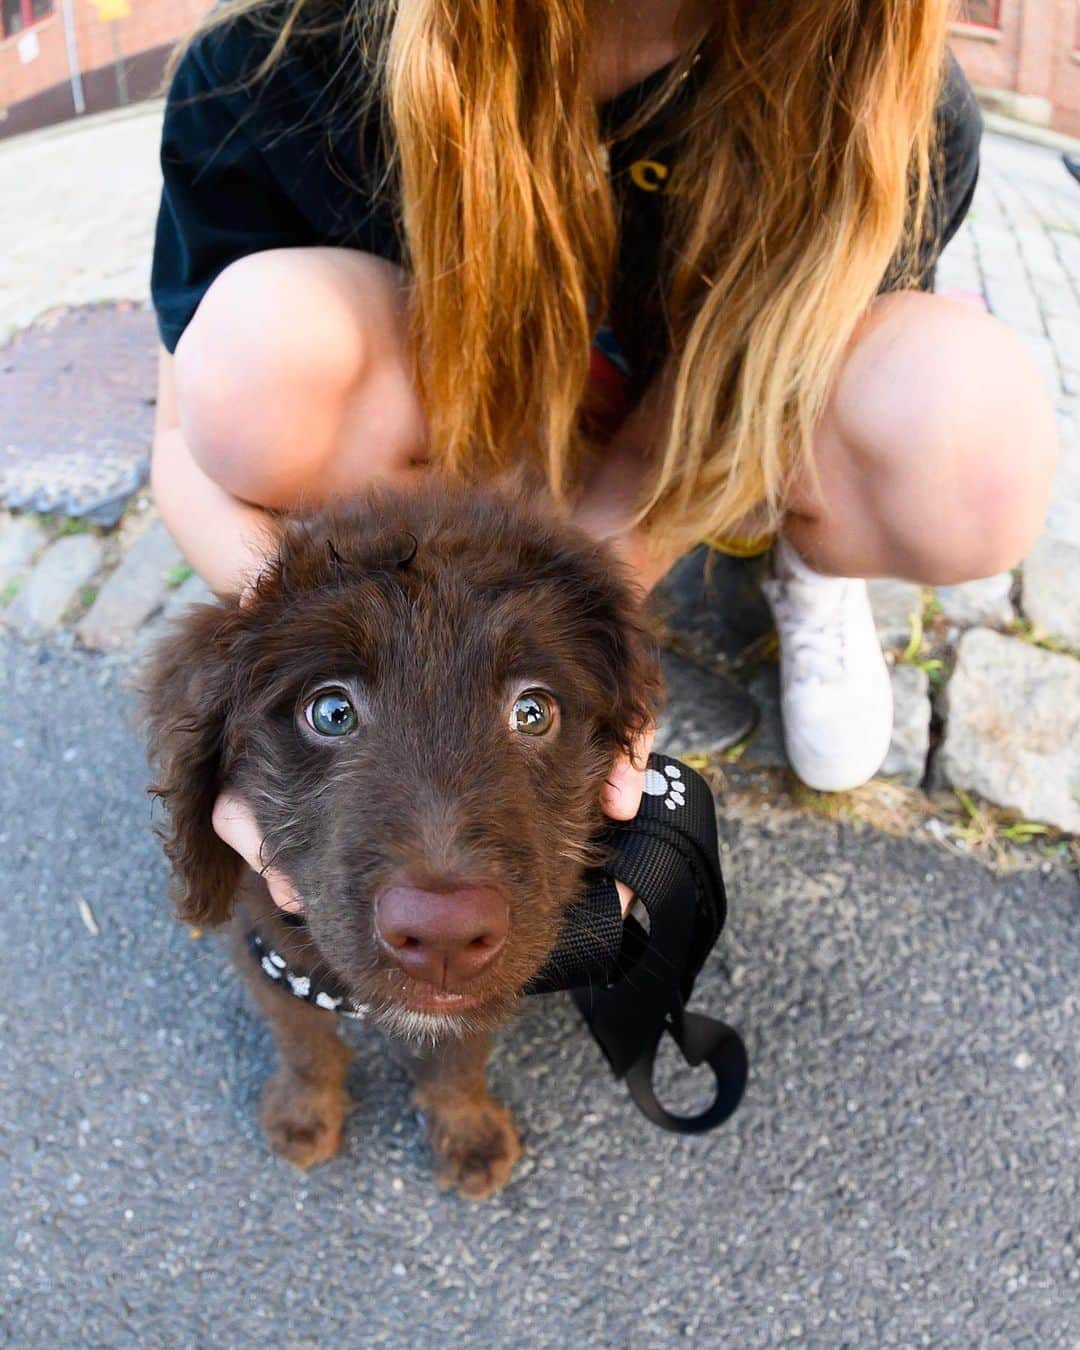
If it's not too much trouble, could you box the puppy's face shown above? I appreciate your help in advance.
[143,485,660,1041]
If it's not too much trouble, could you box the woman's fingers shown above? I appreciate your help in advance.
[211,789,303,913]
[602,727,655,918]
[599,724,655,822]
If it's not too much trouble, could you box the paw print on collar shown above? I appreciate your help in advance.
[642,762,686,811]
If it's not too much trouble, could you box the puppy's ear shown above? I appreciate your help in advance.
[139,600,245,927]
[563,544,664,764]
[594,573,664,761]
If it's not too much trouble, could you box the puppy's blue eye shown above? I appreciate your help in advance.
[306,691,357,737]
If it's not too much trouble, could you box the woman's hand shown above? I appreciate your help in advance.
[600,726,655,917]
[212,790,302,912]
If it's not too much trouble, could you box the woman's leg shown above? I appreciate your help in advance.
[151,247,427,596]
[765,288,1058,791]
[786,290,1058,582]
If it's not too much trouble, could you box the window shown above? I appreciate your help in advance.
[2,0,52,37]
[960,0,1002,26]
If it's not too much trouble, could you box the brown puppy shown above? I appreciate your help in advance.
[141,481,660,1197]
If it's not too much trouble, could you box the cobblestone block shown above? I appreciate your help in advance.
[0,515,47,591]
[880,665,930,786]
[160,569,214,617]
[1013,228,1070,285]
[3,533,103,637]
[1016,331,1062,396]
[1048,229,1080,285]
[741,665,787,770]
[1045,317,1080,377]
[1031,276,1080,324]
[935,253,983,296]
[654,650,758,760]
[991,182,1052,233]
[973,223,1025,283]
[984,276,1044,338]
[1023,532,1080,647]
[75,521,183,651]
[942,222,977,261]
[970,188,1008,225]
[934,574,1014,629]
[1040,415,1080,546]
[867,579,922,649]
[127,569,217,675]
[941,629,1080,834]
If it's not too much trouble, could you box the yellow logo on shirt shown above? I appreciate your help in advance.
[629,159,677,194]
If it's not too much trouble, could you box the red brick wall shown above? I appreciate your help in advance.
[950,0,1080,137]
[1047,0,1080,136]
[3,0,1080,139]
[0,0,212,127]
[1,14,70,112]
[952,3,1023,89]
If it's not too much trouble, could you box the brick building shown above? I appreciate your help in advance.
[2,0,1079,142]
[953,0,1080,136]
[0,0,210,140]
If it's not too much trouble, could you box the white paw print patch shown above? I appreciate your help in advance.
[643,762,685,811]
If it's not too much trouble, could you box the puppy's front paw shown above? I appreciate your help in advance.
[259,1071,348,1168]
[423,1097,523,1199]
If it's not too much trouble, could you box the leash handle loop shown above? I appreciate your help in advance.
[622,1011,749,1135]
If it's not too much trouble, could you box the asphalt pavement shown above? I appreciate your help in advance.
[1,634,1077,1347]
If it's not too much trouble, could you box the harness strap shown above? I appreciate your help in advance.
[522,874,623,996]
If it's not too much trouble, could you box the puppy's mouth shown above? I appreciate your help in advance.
[397,985,485,1016]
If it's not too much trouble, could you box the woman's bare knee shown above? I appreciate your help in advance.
[173,247,427,509]
[796,293,1059,583]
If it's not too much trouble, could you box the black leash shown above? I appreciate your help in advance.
[247,754,748,1134]
[527,753,748,1132]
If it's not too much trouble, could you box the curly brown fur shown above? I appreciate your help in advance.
[140,479,661,1193]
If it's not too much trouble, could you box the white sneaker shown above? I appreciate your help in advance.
[761,537,893,792]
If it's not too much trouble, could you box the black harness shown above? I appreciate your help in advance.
[248,754,748,1134]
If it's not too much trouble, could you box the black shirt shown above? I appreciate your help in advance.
[152,18,982,393]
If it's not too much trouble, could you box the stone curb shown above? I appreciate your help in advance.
[979,109,1080,156]
[75,520,184,652]
[0,98,165,158]
[5,532,104,639]
[941,628,1080,835]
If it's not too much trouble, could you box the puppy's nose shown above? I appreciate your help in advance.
[376,885,509,988]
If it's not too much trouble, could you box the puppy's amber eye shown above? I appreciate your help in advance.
[510,689,556,736]
[306,691,358,737]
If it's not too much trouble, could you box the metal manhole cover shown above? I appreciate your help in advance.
[1,302,158,526]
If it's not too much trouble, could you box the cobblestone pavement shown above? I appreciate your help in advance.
[1,103,1078,838]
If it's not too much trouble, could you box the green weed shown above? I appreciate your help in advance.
[165,562,194,590]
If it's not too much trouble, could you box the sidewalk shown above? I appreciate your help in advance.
[1,103,1078,840]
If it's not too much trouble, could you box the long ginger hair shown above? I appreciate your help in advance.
[175,0,952,557]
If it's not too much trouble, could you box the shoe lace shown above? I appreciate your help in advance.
[770,580,854,682]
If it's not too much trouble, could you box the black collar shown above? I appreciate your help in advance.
[247,921,368,1020]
